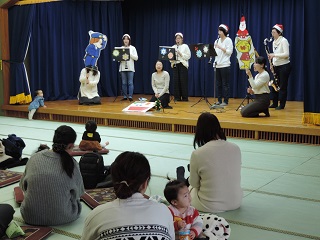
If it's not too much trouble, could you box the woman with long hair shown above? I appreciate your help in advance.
[189,112,243,213]
[20,125,84,225]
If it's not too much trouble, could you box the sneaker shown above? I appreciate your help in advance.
[275,106,284,110]
[121,98,127,101]
[164,106,173,109]
[214,102,221,105]
[220,102,228,106]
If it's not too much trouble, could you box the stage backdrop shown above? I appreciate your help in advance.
[121,0,304,101]
[8,0,307,103]
[10,1,124,101]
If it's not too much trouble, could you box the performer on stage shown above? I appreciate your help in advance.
[240,56,270,117]
[213,24,233,106]
[150,60,172,109]
[78,66,101,105]
[268,24,291,110]
[119,34,138,102]
[171,32,191,102]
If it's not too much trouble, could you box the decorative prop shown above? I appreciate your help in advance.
[83,30,107,68]
[154,98,162,111]
[235,16,255,69]
[112,47,130,62]
[158,46,176,60]
[201,213,231,240]
[189,43,215,59]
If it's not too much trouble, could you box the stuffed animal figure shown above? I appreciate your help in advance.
[83,30,107,68]
[201,213,231,240]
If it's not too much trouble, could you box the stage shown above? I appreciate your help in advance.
[2,95,319,145]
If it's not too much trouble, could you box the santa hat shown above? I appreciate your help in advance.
[219,24,229,32]
[175,32,183,38]
[122,34,131,40]
[273,24,284,33]
[240,16,245,23]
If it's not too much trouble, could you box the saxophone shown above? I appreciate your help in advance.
[264,37,280,92]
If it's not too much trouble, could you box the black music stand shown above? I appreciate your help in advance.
[158,46,177,104]
[236,91,254,111]
[189,43,216,109]
[112,47,130,102]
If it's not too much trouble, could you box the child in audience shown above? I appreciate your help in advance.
[28,90,46,120]
[79,120,109,151]
[164,179,203,240]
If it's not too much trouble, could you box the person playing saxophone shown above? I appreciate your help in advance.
[267,24,291,110]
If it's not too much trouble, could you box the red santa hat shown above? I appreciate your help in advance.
[273,24,284,33]
[219,24,229,32]
[240,16,245,23]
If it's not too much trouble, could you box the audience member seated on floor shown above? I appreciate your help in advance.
[178,112,243,213]
[81,151,175,240]
[19,125,85,226]
[149,60,172,109]
[79,120,109,151]
[164,179,203,240]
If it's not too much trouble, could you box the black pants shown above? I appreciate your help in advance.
[172,63,188,101]
[241,93,270,117]
[216,67,230,104]
[270,63,291,108]
[150,93,170,108]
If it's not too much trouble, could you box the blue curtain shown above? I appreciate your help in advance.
[8,5,35,104]
[122,0,304,101]
[28,1,123,100]
[303,1,320,124]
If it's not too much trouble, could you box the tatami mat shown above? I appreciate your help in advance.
[0,116,319,240]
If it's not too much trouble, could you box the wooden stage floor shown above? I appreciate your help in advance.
[2,95,320,145]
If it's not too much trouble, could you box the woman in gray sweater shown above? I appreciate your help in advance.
[20,125,85,225]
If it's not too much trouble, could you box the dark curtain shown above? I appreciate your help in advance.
[303,0,320,125]
[8,5,35,104]
[122,0,304,101]
[28,1,123,100]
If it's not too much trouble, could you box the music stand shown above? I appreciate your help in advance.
[158,46,176,61]
[189,43,216,109]
[112,47,130,102]
[158,46,177,104]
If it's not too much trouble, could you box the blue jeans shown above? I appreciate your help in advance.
[121,71,134,98]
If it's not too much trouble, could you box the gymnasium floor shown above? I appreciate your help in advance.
[0,116,319,240]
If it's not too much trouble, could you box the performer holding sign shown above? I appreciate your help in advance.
[119,34,138,102]
[240,57,271,117]
[79,30,107,105]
